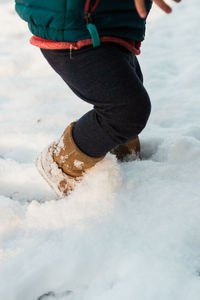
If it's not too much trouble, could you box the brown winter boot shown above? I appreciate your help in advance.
[36,122,104,197]
[110,136,141,162]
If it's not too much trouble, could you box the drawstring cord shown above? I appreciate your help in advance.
[83,0,101,48]
[84,0,101,15]
[70,44,73,59]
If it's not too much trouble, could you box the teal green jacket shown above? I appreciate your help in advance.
[15,0,152,47]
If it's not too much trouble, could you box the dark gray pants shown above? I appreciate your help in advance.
[41,43,151,157]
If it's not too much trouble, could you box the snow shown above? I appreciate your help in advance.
[73,160,84,169]
[1,0,200,299]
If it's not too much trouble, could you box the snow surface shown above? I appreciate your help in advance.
[1,0,200,299]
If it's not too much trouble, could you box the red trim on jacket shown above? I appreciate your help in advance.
[30,36,141,55]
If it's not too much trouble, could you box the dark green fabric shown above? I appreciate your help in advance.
[15,0,152,43]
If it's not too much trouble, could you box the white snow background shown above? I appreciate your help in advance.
[0,0,200,299]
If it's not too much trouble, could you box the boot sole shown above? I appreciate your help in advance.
[35,143,66,198]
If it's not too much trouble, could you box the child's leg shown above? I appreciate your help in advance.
[41,43,151,158]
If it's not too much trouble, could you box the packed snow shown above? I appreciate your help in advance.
[0,0,200,299]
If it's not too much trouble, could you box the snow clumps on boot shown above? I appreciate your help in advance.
[36,122,104,197]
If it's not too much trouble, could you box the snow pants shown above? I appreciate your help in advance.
[41,43,151,157]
